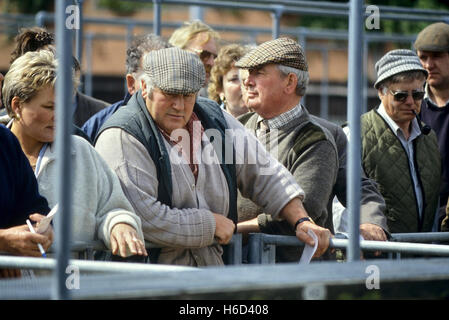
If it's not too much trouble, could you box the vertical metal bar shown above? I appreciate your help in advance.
[85,33,93,97]
[75,0,84,65]
[153,0,162,36]
[53,0,74,300]
[362,38,368,114]
[248,233,262,264]
[35,11,46,27]
[346,0,363,262]
[189,6,204,21]
[320,48,329,119]
[270,5,284,39]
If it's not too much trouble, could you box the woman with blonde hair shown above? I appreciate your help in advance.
[2,50,147,259]
[208,43,250,118]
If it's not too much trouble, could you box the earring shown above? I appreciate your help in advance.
[15,113,20,120]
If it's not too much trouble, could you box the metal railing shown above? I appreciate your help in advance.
[247,232,449,264]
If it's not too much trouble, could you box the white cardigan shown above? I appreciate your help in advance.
[36,135,144,248]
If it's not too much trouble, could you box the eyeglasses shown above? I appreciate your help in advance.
[389,89,425,102]
[189,48,218,61]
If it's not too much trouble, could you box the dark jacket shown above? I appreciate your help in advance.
[361,109,441,233]
[0,124,49,227]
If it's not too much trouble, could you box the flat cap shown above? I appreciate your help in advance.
[414,22,449,52]
[235,37,308,71]
[374,49,428,89]
[143,47,205,95]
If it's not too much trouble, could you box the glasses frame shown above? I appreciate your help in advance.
[189,48,218,61]
[388,89,425,102]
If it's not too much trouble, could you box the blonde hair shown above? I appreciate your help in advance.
[169,20,220,49]
[208,43,250,103]
[2,50,78,117]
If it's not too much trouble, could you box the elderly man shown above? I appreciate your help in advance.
[169,20,219,97]
[94,47,331,266]
[82,34,170,142]
[361,49,441,233]
[234,38,339,262]
[415,22,449,229]
[236,39,388,256]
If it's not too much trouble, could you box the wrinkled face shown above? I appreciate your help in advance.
[417,50,449,90]
[185,32,218,84]
[221,66,248,117]
[240,64,288,116]
[143,84,196,135]
[379,78,425,128]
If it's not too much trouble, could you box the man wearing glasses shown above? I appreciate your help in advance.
[360,49,441,234]
[169,20,219,97]
[415,22,449,230]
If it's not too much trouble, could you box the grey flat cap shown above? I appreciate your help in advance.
[235,37,308,71]
[414,22,449,52]
[143,47,205,95]
[374,49,428,89]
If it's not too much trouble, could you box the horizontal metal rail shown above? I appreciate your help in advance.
[0,255,198,273]
[248,233,449,264]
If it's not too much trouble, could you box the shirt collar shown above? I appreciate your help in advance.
[377,103,421,141]
[257,102,303,130]
[424,83,449,107]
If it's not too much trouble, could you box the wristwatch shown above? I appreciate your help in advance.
[294,216,314,231]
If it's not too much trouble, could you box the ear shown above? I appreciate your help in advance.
[284,73,298,95]
[11,96,22,116]
[141,78,148,100]
[126,74,137,95]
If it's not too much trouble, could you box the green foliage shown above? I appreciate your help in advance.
[283,0,449,35]
[98,0,148,16]
[4,0,53,14]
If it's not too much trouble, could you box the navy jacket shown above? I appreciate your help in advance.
[82,92,132,142]
[0,125,49,228]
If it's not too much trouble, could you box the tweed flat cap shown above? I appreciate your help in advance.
[235,37,308,71]
[374,49,428,89]
[143,47,205,95]
[414,22,449,52]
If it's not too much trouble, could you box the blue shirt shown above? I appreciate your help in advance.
[82,92,132,142]
[0,125,49,227]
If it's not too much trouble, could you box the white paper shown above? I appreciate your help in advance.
[299,229,318,264]
[37,204,58,234]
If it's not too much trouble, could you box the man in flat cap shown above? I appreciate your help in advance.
[236,38,389,262]
[361,49,441,234]
[94,47,331,266]
[415,22,449,230]
[235,37,339,262]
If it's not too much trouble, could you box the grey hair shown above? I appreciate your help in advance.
[377,70,427,91]
[277,64,309,96]
[126,34,171,75]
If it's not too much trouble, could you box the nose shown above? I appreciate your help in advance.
[171,95,185,110]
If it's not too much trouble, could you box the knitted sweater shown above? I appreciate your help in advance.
[238,108,339,233]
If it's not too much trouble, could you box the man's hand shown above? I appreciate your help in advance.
[110,223,148,258]
[360,223,387,241]
[360,223,387,257]
[213,214,235,245]
[0,218,53,257]
[295,221,332,258]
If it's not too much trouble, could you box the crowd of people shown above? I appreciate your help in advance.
[1,19,449,277]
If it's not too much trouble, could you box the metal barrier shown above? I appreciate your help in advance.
[247,232,449,264]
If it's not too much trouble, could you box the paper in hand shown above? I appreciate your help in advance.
[299,229,318,264]
[37,204,58,234]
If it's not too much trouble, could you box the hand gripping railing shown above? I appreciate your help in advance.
[247,232,449,264]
